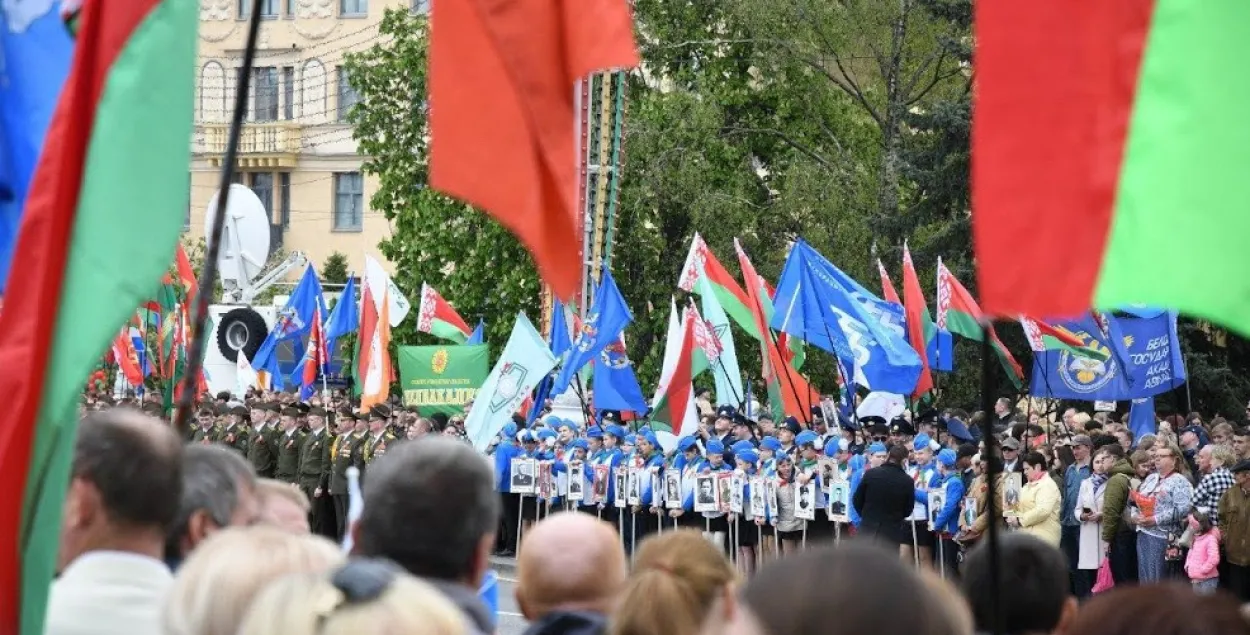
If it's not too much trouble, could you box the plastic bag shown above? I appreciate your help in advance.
[1092,557,1115,593]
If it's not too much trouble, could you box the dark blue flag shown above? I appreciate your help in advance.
[1031,311,1186,401]
[551,270,632,396]
[592,338,648,414]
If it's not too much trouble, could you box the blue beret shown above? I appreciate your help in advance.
[705,439,725,454]
[937,448,957,468]
[913,434,933,451]
[760,437,783,451]
[867,442,888,454]
[795,431,819,447]
[586,426,604,439]
[677,436,698,452]
[537,428,557,441]
[737,449,760,465]
[502,422,518,437]
[604,425,627,440]
[731,440,756,455]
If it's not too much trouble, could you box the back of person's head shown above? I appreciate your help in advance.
[517,512,626,619]
[165,444,258,561]
[961,533,1074,635]
[236,559,467,635]
[703,543,969,635]
[1068,584,1250,635]
[164,526,344,635]
[353,437,499,584]
[887,445,909,464]
[612,530,736,635]
[256,478,311,534]
[70,409,182,531]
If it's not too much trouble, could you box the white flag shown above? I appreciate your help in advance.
[365,253,411,326]
[235,349,259,398]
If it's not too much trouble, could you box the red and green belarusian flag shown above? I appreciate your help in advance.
[417,282,473,343]
[650,302,697,438]
[935,259,1025,388]
[0,0,197,630]
[1019,316,1111,361]
[973,2,1250,334]
[679,233,805,369]
[900,243,934,397]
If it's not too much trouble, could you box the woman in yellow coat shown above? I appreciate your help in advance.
[1009,451,1062,546]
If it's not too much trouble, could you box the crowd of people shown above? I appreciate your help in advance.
[59,388,1250,635]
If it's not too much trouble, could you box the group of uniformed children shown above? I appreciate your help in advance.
[489,403,984,576]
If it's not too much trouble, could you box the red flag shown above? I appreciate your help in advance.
[175,242,197,302]
[878,258,901,305]
[428,0,639,299]
[900,244,933,397]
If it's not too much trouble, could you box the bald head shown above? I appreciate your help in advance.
[515,512,625,619]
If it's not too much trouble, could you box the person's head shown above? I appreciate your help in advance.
[1066,584,1250,635]
[1070,435,1092,463]
[1190,509,1213,535]
[887,445,909,466]
[612,530,736,635]
[59,409,183,570]
[1235,427,1250,458]
[1090,449,1111,475]
[352,437,500,587]
[1208,444,1237,473]
[165,444,260,563]
[995,398,1011,417]
[702,542,972,635]
[164,526,343,635]
[236,560,466,635]
[1021,451,1049,482]
[962,534,1076,635]
[1211,422,1235,447]
[517,512,625,620]
[256,478,311,534]
[1153,443,1183,477]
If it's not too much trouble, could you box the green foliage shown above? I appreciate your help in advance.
[344,9,540,350]
[321,251,350,285]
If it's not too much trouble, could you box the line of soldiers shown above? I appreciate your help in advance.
[174,398,415,540]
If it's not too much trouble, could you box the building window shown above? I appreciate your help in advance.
[249,172,274,222]
[282,66,295,120]
[252,67,279,122]
[238,0,278,18]
[337,67,359,122]
[333,172,363,232]
[411,0,429,14]
[279,172,291,228]
[340,0,366,16]
[285,0,294,17]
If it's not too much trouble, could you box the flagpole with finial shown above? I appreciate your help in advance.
[173,0,266,430]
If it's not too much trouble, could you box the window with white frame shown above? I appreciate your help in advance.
[333,172,364,232]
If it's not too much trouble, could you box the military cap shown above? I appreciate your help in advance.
[296,402,311,414]
[281,406,301,418]
[309,405,328,417]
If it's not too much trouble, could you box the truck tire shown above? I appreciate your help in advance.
[216,307,268,363]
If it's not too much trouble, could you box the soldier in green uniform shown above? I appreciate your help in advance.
[274,406,304,484]
[189,406,218,444]
[298,405,333,537]
[328,409,358,540]
[362,405,397,472]
[247,402,279,478]
[218,405,250,455]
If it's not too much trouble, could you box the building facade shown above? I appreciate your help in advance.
[187,0,420,278]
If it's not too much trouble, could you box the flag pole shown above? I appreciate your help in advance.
[979,320,1005,635]
[173,0,265,430]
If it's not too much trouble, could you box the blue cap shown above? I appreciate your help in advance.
[624,434,637,445]
[569,438,589,451]
[731,440,755,456]
[543,415,564,428]
[937,448,957,468]
[738,449,760,465]
[913,434,932,452]
[637,425,653,436]
[760,437,783,452]
[775,453,793,464]
[641,432,659,449]
[561,419,582,431]
[849,454,867,471]
[945,418,973,442]
[705,439,725,455]
[867,442,888,455]
[586,426,604,439]
[502,422,518,438]
[677,436,698,452]
[537,428,557,441]
[824,439,841,458]
[604,425,627,440]
[796,431,819,447]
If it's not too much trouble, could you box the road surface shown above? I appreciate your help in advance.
[491,556,528,635]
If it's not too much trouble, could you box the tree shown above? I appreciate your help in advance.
[321,251,349,285]
[344,9,540,349]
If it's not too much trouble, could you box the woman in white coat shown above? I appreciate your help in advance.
[1076,448,1113,574]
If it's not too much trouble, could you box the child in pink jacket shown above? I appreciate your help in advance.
[1185,510,1221,594]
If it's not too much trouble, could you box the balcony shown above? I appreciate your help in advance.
[197,122,301,169]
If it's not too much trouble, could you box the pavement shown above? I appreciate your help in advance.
[490,555,528,635]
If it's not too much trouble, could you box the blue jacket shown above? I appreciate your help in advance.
[847,455,867,527]
[932,472,965,534]
[1062,462,1092,526]
[492,442,519,492]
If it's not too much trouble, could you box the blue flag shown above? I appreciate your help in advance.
[0,9,73,291]
[1031,312,1186,401]
[252,265,329,388]
[466,319,486,345]
[551,271,632,396]
[1128,398,1156,444]
[771,240,922,395]
[927,330,954,373]
[592,338,648,414]
[325,276,359,355]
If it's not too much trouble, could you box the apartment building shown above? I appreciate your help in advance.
[186,0,422,276]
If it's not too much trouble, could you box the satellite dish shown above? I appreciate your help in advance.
[205,184,271,299]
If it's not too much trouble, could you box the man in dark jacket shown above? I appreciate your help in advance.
[853,444,915,546]
[516,512,624,635]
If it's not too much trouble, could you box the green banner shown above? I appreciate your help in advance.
[398,344,490,416]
